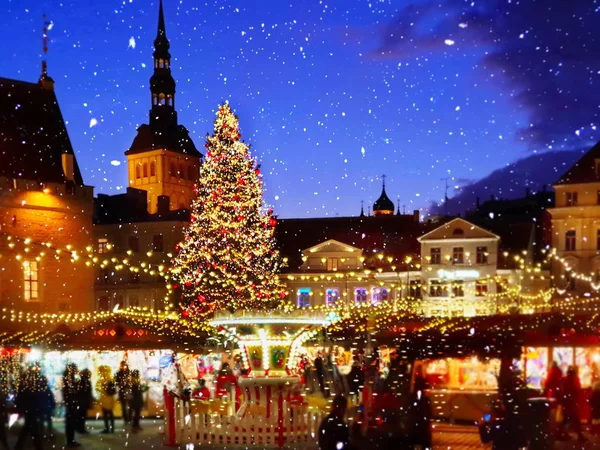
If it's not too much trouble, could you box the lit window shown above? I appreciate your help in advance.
[565,230,576,252]
[153,234,164,252]
[150,162,156,177]
[476,246,488,264]
[297,288,311,308]
[566,192,578,206]
[143,163,148,178]
[371,288,389,304]
[327,258,339,271]
[325,288,339,307]
[23,261,39,301]
[354,288,368,304]
[452,247,464,264]
[429,280,448,297]
[135,165,141,179]
[430,248,441,264]
[476,281,488,297]
[98,238,109,254]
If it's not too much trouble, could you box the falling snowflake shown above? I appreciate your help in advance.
[128,37,136,49]
[89,118,98,128]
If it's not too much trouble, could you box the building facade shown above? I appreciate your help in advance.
[549,141,600,292]
[0,75,95,313]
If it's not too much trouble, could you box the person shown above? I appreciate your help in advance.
[314,352,326,397]
[62,363,81,448]
[129,370,144,433]
[544,362,563,399]
[97,365,117,434]
[346,357,364,404]
[409,374,432,449]
[115,361,131,424]
[0,380,9,450]
[590,377,600,435]
[41,383,56,438]
[77,369,93,434]
[15,366,46,450]
[561,366,586,442]
[192,379,210,400]
[318,395,351,450]
[215,363,237,398]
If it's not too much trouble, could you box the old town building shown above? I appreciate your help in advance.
[549,141,600,292]
[0,69,94,313]
[125,0,202,214]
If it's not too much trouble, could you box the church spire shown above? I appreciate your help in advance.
[149,0,177,129]
[39,14,54,90]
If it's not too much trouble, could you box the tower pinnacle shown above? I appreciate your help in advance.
[39,14,54,90]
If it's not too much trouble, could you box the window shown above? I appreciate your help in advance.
[129,272,140,284]
[326,289,339,307]
[150,162,156,177]
[409,280,422,299]
[354,288,368,304]
[179,165,185,179]
[98,238,109,254]
[476,281,488,297]
[143,163,148,177]
[129,295,140,308]
[452,247,464,264]
[451,309,464,317]
[371,288,389,304]
[188,166,195,180]
[98,296,111,311]
[327,258,339,271]
[452,281,464,297]
[128,235,140,253]
[99,268,110,284]
[430,248,441,264]
[476,246,488,264]
[170,164,176,177]
[565,230,576,251]
[429,280,447,297]
[23,261,39,301]
[566,192,578,206]
[597,230,600,251]
[135,165,141,179]
[153,234,164,252]
[297,288,311,308]
[452,228,464,236]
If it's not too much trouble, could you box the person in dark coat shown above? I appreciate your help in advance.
[115,361,131,424]
[62,363,81,448]
[409,376,432,449]
[314,352,327,397]
[0,381,9,450]
[129,370,145,433]
[346,357,364,403]
[40,383,56,438]
[15,366,46,450]
[76,369,93,434]
[318,395,351,450]
[561,366,586,442]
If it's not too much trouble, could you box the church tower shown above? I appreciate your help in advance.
[125,0,201,214]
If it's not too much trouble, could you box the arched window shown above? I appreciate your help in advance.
[170,163,176,177]
[187,166,195,180]
[150,161,156,177]
[179,164,185,179]
[143,163,148,178]
[452,228,464,236]
[135,165,141,179]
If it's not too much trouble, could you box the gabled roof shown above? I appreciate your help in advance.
[555,141,600,185]
[0,77,84,185]
[418,217,499,242]
[302,239,362,255]
[126,123,201,157]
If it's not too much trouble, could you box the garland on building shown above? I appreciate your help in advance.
[170,103,286,318]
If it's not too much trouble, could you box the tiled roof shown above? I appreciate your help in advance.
[0,77,84,185]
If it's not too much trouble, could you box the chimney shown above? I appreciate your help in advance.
[62,153,74,181]
[157,195,170,215]
[413,209,420,223]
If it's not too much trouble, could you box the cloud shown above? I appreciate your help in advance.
[374,0,600,151]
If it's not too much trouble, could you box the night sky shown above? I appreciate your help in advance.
[1,0,599,218]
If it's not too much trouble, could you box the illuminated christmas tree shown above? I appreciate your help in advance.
[170,103,286,317]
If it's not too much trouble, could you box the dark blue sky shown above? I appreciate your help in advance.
[1,0,598,218]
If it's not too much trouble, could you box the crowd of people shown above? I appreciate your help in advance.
[0,360,147,450]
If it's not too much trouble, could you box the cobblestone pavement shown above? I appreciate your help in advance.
[6,419,600,449]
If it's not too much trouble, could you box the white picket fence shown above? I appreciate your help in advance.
[167,398,322,448]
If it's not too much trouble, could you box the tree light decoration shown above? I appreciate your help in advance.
[169,103,286,317]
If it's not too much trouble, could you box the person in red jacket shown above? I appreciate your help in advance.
[216,363,238,398]
[544,362,563,399]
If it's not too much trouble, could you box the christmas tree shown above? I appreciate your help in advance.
[170,103,286,317]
